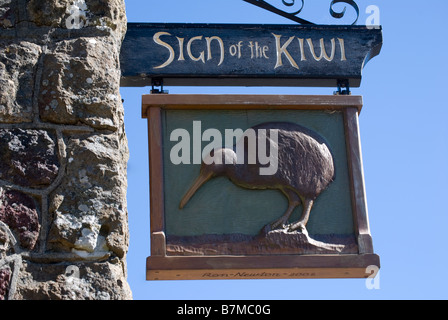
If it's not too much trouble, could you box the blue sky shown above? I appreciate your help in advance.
[121,0,448,300]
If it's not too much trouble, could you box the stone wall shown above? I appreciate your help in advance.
[0,0,131,299]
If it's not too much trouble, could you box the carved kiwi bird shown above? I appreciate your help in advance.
[179,122,335,233]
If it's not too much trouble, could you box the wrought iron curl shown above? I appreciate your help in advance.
[280,0,304,15]
[329,0,359,25]
[243,0,360,25]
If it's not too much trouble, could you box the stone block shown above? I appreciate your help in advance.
[27,0,126,39]
[38,37,123,130]
[0,268,11,300]
[14,260,132,300]
[0,189,40,251]
[48,132,128,258]
[0,129,59,188]
[27,0,70,27]
[0,0,15,28]
[0,41,41,123]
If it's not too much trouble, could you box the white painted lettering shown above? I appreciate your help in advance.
[338,38,347,61]
[176,37,185,61]
[273,33,299,69]
[205,36,225,66]
[153,32,175,69]
[306,38,336,62]
[187,36,205,63]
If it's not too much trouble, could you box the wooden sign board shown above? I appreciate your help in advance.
[121,23,382,88]
[142,94,380,280]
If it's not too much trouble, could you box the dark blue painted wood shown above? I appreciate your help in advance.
[120,23,382,88]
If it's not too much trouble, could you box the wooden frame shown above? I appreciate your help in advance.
[142,94,379,280]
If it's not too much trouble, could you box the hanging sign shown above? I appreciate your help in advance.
[121,23,382,88]
[142,94,380,280]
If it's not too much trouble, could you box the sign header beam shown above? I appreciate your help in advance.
[120,23,382,88]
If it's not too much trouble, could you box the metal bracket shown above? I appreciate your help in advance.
[243,0,360,25]
[334,79,351,95]
[151,78,168,94]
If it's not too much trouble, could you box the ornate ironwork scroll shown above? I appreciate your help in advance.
[243,0,360,25]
